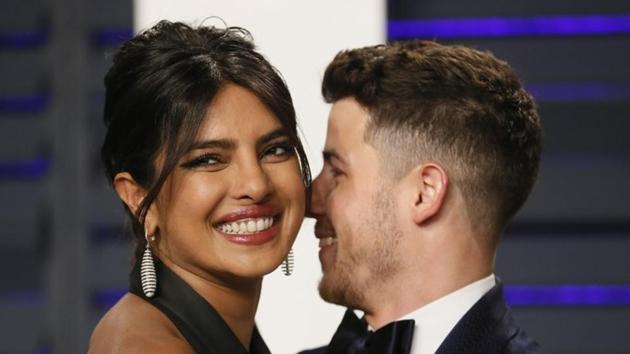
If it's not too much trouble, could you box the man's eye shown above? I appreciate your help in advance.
[330,167,343,177]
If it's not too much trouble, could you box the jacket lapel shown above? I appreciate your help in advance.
[436,280,518,354]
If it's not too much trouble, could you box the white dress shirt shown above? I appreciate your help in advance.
[400,274,497,354]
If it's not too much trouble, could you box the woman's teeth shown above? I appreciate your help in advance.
[319,237,337,247]
[218,217,274,235]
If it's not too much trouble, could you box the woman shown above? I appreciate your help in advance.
[89,20,310,353]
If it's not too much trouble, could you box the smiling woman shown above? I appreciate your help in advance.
[89,20,310,354]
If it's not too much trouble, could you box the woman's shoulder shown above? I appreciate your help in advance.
[88,293,194,354]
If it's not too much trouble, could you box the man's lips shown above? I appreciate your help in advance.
[314,220,337,247]
[318,236,337,247]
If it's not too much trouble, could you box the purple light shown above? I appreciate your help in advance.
[4,285,629,310]
[388,15,630,39]
[91,223,126,244]
[0,289,44,307]
[93,289,126,309]
[505,285,630,306]
[91,28,133,47]
[0,156,50,180]
[0,30,48,49]
[0,93,49,114]
[527,82,630,102]
[0,28,133,49]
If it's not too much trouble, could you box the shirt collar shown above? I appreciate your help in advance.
[402,274,496,354]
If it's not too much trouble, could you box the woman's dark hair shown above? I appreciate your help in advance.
[101,20,310,259]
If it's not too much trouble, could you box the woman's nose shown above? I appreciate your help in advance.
[231,161,273,203]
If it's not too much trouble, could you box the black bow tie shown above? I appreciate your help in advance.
[327,309,415,354]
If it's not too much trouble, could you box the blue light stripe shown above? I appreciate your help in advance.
[7,82,621,110]
[388,15,630,39]
[0,28,133,49]
[86,285,630,309]
[91,28,133,47]
[527,82,630,102]
[0,156,50,180]
[91,223,126,244]
[93,289,126,309]
[0,289,44,307]
[0,30,48,49]
[505,285,630,306]
[506,220,630,237]
[3,285,630,309]
[0,93,49,114]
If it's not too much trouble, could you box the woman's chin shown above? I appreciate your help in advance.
[225,258,286,280]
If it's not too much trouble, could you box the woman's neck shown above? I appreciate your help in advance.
[160,257,262,351]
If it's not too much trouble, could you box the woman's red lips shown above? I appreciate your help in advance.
[214,204,282,246]
[216,204,280,225]
[218,221,280,246]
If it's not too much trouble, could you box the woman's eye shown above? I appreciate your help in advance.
[262,143,293,162]
[181,154,224,170]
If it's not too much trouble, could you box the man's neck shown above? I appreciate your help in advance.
[362,266,492,330]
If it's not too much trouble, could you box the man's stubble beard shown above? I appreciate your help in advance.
[318,184,403,309]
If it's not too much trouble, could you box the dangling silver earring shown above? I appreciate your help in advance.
[282,248,294,276]
[140,231,157,297]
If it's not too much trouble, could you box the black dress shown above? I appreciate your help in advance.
[129,259,271,354]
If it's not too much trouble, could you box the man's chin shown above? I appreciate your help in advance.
[318,242,337,272]
[318,277,343,306]
[318,273,364,308]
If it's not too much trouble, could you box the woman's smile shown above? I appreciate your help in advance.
[213,204,283,245]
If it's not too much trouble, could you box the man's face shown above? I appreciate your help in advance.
[308,97,403,308]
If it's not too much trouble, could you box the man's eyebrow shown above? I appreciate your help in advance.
[322,149,346,165]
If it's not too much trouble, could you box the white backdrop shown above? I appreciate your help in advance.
[134,1,384,352]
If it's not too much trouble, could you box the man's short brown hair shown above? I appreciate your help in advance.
[322,40,542,233]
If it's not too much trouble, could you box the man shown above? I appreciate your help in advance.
[301,40,543,354]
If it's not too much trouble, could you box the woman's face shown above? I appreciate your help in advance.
[150,84,305,282]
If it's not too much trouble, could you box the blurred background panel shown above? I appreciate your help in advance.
[0,0,628,353]
[1,0,133,352]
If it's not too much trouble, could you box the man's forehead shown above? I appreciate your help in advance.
[326,98,369,146]
[323,98,378,170]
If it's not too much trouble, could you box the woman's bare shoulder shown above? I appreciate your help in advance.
[88,293,194,354]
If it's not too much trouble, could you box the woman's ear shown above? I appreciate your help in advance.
[113,172,147,216]
[411,163,448,225]
[114,172,160,236]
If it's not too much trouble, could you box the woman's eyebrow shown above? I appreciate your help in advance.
[189,139,236,151]
[256,128,289,150]
[187,128,288,152]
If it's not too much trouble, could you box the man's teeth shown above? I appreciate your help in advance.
[218,217,274,235]
[319,237,337,247]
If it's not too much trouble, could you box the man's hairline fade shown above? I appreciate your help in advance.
[321,40,542,239]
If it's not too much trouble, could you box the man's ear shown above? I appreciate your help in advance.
[411,163,448,225]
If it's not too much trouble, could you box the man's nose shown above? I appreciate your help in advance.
[306,173,325,218]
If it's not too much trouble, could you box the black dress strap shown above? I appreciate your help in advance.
[129,258,271,354]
